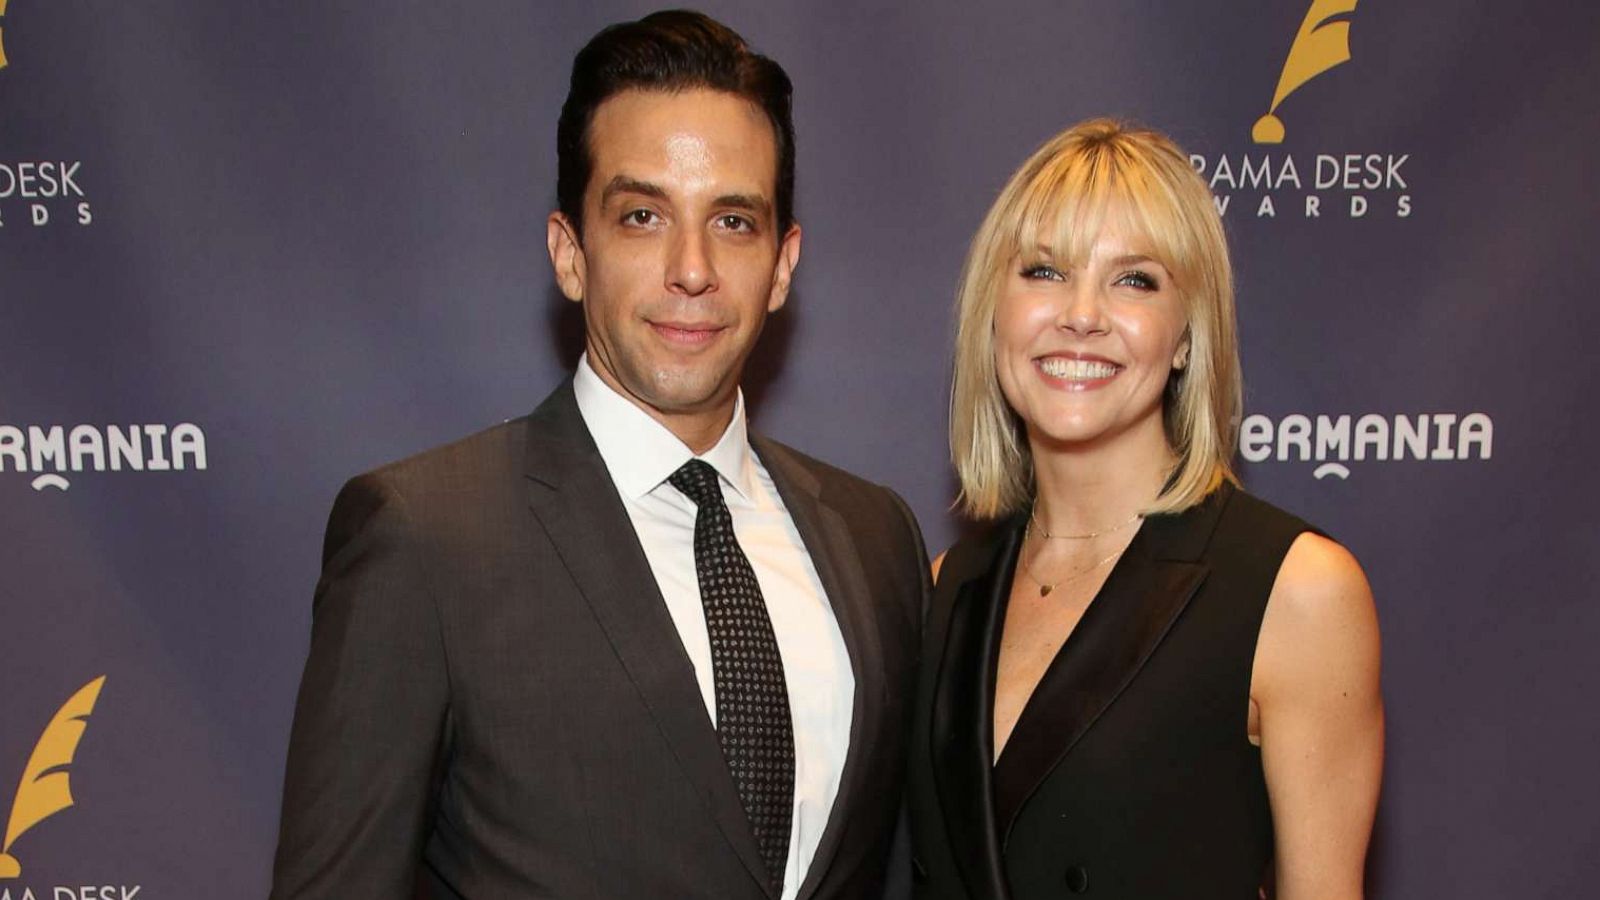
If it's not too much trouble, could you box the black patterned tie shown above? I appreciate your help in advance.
[669,459,794,891]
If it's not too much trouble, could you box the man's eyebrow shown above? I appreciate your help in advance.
[600,176,670,205]
[598,180,773,220]
[714,193,772,217]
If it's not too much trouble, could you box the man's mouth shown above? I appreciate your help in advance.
[651,321,726,345]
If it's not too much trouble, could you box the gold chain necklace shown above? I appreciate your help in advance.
[1019,523,1129,597]
[1029,507,1142,540]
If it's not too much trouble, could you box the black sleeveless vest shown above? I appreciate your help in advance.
[908,484,1313,900]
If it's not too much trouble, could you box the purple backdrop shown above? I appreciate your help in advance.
[2,1,1597,896]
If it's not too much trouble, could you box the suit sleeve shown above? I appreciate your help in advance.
[269,473,451,899]
[881,487,931,900]
[885,487,933,625]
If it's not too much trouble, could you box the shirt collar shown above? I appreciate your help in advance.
[572,352,755,502]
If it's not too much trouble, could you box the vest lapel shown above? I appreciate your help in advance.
[523,383,775,898]
[930,519,1024,900]
[990,487,1233,840]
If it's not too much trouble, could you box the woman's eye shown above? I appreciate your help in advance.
[1021,264,1065,282]
[1116,270,1159,290]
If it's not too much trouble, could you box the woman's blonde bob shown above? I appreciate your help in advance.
[951,118,1241,519]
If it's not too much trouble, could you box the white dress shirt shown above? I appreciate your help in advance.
[573,354,855,899]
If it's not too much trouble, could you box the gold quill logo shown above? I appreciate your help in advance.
[0,0,11,71]
[0,676,107,879]
[1253,0,1359,143]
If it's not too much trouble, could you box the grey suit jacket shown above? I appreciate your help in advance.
[270,381,929,899]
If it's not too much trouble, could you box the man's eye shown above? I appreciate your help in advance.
[717,214,754,232]
[1021,264,1065,282]
[623,209,658,226]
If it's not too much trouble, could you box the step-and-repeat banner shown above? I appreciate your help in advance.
[3,1,1596,896]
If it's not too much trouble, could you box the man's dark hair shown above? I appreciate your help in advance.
[556,9,796,238]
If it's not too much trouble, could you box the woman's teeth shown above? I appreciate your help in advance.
[1038,357,1119,380]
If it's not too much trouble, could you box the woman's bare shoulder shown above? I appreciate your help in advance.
[1256,531,1381,702]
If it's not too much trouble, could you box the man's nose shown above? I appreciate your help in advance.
[667,228,717,296]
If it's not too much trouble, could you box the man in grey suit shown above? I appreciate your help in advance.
[270,10,928,900]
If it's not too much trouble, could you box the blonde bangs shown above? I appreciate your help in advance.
[1014,139,1208,304]
[1011,148,1113,275]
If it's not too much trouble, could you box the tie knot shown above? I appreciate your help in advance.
[668,459,723,508]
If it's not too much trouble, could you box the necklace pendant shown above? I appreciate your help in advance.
[1039,584,1053,597]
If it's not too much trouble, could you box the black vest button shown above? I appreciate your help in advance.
[1065,864,1090,893]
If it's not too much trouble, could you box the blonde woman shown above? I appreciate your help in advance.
[906,120,1383,900]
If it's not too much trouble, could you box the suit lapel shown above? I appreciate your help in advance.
[752,436,886,900]
[930,519,1022,900]
[990,486,1234,840]
[522,383,775,897]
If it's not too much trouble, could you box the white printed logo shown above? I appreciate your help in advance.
[0,424,208,491]
[1240,412,1492,480]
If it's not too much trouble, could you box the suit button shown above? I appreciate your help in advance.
[1064,864,1090,893]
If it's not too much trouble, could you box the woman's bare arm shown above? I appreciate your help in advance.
[1253,532,1385,900]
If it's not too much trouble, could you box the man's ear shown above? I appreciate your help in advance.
[767,223,803,313]
[546,212,586,302]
